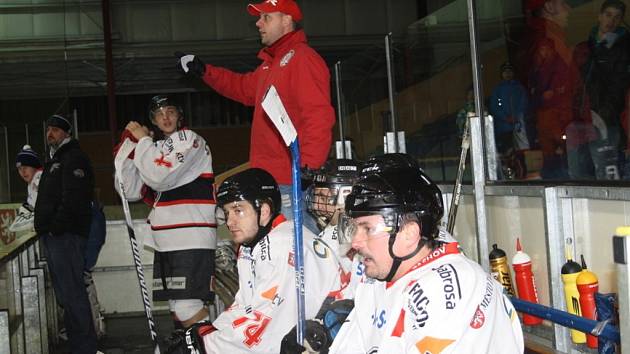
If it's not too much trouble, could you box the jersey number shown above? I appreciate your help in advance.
[232,311,272,347]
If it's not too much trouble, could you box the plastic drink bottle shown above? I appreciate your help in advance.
[512,238,543,325]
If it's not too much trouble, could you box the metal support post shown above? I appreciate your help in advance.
[9,257,24,354]
[30,268,48,353]
[542,187,572,352]
[3,126,10,203]
[334,61,349,159]
[613,229,630,352]
[21,276,41,354]
[469,115,489,269]
[385,33,400,152]
[484,115,498,181]
[0,310,9,354]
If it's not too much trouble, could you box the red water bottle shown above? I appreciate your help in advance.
[512,238,543,325]
[576,255,598,349]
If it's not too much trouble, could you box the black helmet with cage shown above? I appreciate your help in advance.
[343,153,444,281]
[306,158,362,227]
[216,168,281,247]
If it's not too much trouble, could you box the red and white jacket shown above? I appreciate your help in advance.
[202,30,335,185]
[114,129,216,252]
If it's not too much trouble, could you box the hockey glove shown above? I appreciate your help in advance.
[280,320,332,354]
[175,51,206,77]
[321,299,353,340]
[164,321,216,354]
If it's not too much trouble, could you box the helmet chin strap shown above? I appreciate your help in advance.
[242,209,278,249]
[381,234,423,282]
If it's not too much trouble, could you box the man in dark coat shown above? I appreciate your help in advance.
[34,114,99,354]
[572,0,629,179]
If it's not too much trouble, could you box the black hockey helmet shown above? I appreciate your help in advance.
[306,158,362,224]
[217,168,281,215]
[147,94,183,123]
[343,153,444,281]
[345,153,443,239]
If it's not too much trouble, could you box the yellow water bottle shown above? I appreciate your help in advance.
[489,244,515,296]
[561,253,586,344]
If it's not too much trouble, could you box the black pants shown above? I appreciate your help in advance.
[153,248,215,301]
[43,232,97,354]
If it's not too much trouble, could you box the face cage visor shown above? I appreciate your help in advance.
[306,185,353,221]
[339,209,402,244]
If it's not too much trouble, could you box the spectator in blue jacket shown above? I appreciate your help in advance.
[489,62,530,155]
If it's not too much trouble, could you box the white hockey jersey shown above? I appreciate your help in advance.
[317,224,365,301]
[329,241,524,354]
[114,129,216,251]
[203,215,340,353]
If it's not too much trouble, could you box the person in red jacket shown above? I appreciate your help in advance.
[516,0,578,179]
[177,0,335,233]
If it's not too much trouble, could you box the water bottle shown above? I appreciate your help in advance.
[512,238,543,325]
[489,244,515,296]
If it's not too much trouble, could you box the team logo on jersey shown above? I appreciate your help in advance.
[407,282,430,329]
[287,251,294,267]
[415,336,455,353]
[280,50,295,67]
[432,264,461,310]
[261,285,285,306]
[164,137,174,153]
[313,238,331,258]
[154,153,173,168]
[371,309,387,328]
[470,305,485,329]
[259,236,270,261]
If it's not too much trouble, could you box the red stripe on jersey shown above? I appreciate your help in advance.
[151,222,217,231]
[391,309,406,337]
[199,173,214,179]
[271,214,287,228]
[155,199,217,207]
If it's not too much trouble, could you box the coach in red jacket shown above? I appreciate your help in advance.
[178,0,334,232]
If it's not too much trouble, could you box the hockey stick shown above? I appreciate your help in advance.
[446,116,471,234]
[261,85,306,345]
[114,140,161,354]
[289,140,307,345]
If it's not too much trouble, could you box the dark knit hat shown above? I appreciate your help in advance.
[46,114,72,133]
[15,145,42,169]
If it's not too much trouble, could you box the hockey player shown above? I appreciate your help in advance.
[306,158,364,300]
[9,145,43,233]
[165,168,340,354]
[114,95,217,329]
[279,159,363,353]
[329,153,524,354]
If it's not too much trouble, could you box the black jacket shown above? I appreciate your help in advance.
[35,139,94,237]
[576,28,630,127]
